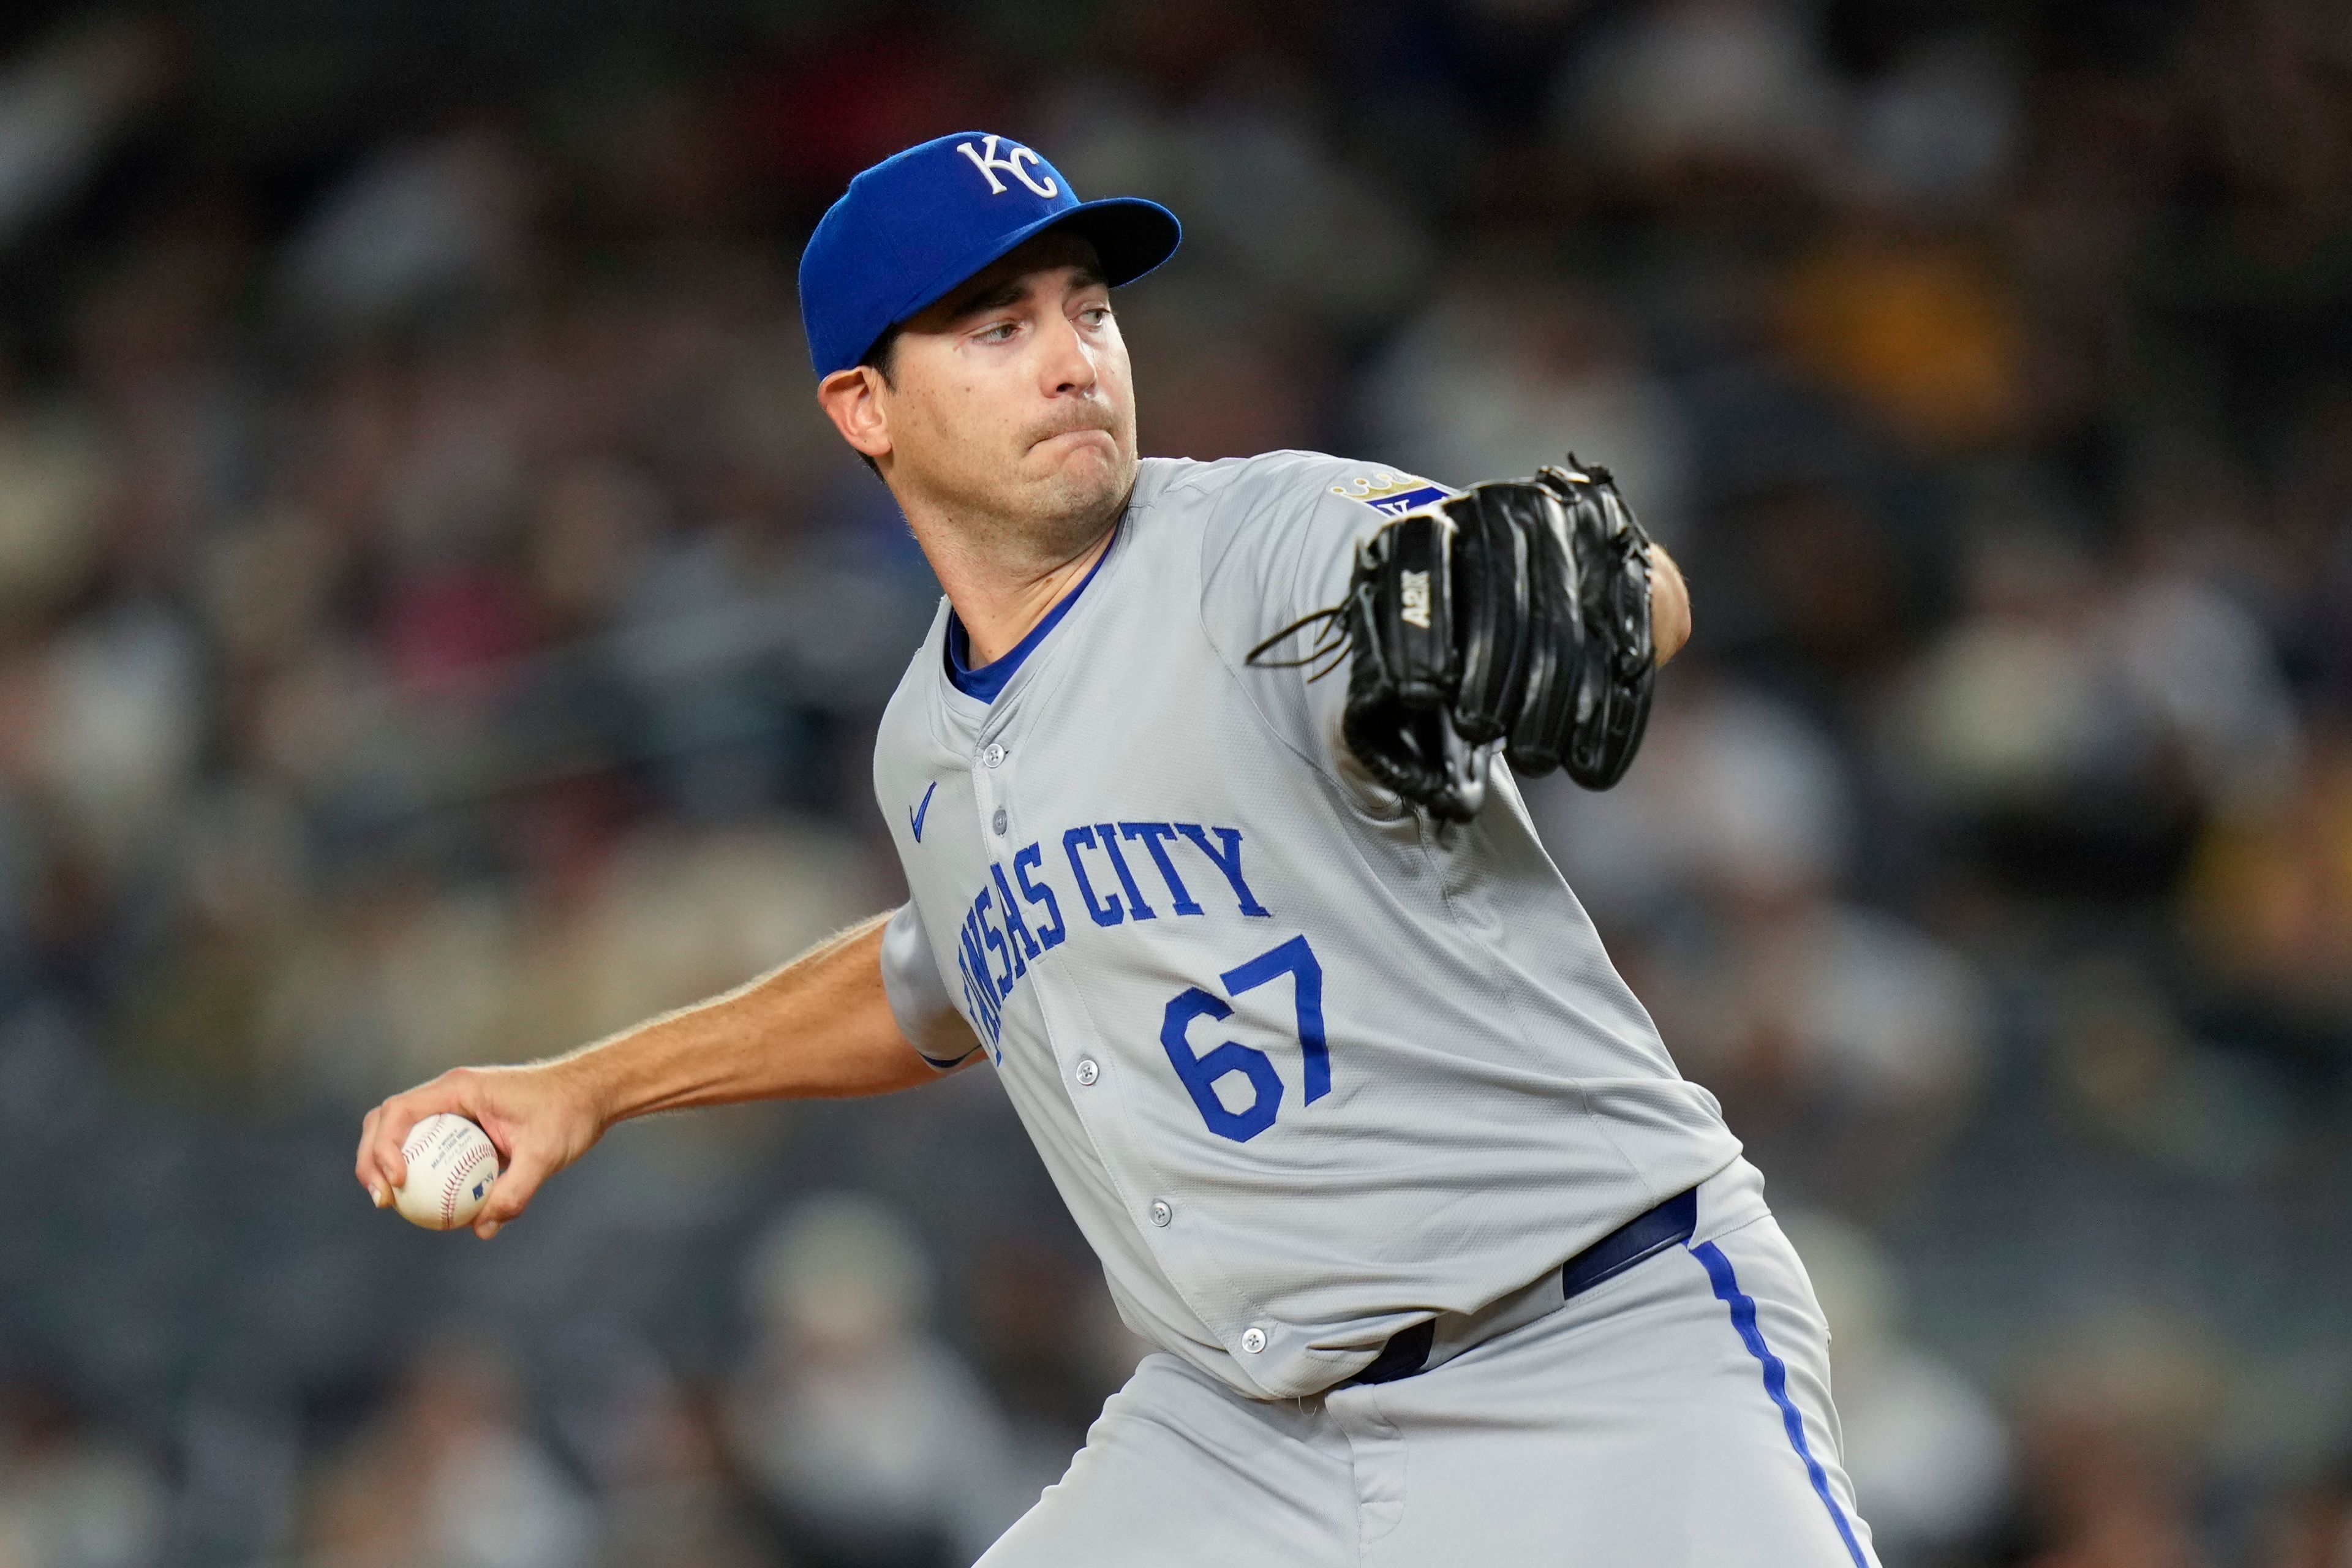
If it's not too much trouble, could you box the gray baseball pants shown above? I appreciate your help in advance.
[979,1164,1879,1567]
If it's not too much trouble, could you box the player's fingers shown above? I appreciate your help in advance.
[355,1107,386,1204]
[358,1104,420,1202]
[365,1102,420,1194]
[363,1072,471,1197]
[472,1142,556,1240]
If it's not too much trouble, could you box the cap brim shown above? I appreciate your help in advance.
[879,197,1182,349]
[1035,197,1182,288]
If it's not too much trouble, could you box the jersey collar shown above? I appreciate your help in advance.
[943,529,1117,703]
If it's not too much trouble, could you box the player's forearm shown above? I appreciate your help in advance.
[557,913,944,1125]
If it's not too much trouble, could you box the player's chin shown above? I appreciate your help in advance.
[1029,428,1120,470]
[1028,439,1129,505]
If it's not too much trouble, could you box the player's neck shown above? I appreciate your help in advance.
[907,498,1123,667]
[940,522,1115,665]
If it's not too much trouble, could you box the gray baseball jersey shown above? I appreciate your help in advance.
[873,449,1742,1403]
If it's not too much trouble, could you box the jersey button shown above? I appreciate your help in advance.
[981,743,1006,768]
[992,807,1008,835]
[1074,1058,1099,1086]
[1148,1199,1172,1227]
[1240,1327,1267,1354]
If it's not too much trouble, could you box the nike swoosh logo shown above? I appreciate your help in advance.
[910,781,938,842]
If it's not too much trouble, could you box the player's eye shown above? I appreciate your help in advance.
[1079,304,1113,327]
[974,320,1020,344]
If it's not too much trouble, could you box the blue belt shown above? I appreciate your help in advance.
[1344,1185,1701,1387]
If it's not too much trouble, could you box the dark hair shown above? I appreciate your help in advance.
[854,324,902,480]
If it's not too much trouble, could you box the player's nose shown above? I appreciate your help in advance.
[1036,309,1099,398]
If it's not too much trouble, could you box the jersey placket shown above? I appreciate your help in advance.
[967,696,1232,1359]
[970,714,1044,1055]
[972,731,1010,842]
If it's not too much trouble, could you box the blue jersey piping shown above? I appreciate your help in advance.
[1690,1239,1871,1568]
[946,537,1115,703]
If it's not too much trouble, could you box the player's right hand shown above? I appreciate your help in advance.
[356,1061,607,1240]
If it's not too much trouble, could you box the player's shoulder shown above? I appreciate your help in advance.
[1150,451,1452,582]
[872,597,956,756]
[1137,450,1448,518]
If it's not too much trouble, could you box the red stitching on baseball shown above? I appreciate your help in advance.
[439,1142,494,1226]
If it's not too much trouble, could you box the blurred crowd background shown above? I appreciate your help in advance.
[0,0,2347,1564]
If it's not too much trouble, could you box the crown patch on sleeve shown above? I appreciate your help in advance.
[1330,470,1452,518]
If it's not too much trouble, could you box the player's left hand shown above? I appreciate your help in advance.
[1272,459,1663,821]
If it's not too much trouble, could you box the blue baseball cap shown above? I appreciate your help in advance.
[799,132,1182,379]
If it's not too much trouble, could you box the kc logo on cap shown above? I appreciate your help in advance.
[956,135,1060,198]
[799,131,1182,380]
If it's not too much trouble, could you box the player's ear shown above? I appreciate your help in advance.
[816,365,894,465]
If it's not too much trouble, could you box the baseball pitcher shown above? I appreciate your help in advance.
[356,132,1878,1567]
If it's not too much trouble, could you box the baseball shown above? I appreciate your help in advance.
[391,1114,502,1231]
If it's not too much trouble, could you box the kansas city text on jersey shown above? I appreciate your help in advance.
[949,819,1272,1054]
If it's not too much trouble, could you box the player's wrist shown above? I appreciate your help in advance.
[538,1044,627,1138]
[1648,544,1691,666]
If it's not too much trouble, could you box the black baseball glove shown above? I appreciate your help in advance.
[1251,460,1659,822]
